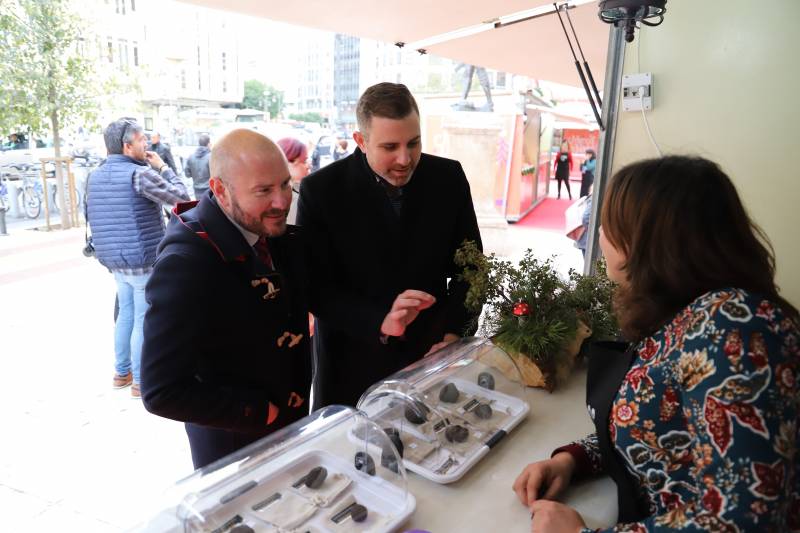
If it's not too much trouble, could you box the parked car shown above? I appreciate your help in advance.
[0,133,59,169]
[311,135,335,172]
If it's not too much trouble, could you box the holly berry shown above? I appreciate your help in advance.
[513,302,531,316]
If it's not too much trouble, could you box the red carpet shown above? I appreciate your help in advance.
[516,197,576,232]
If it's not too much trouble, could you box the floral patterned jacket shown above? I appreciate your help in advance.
[567,289,799,532]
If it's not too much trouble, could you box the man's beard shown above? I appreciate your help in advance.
[230,195,287,238]
[378,165,416,187]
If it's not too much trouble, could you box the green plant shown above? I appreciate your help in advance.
[455,240,618,371]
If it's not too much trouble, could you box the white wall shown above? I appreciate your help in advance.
[611,0,800,306]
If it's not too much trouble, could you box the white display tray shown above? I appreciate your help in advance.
[179,449,415,533]
[355,377,529,484]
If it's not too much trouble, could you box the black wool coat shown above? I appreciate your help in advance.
[141,192,312,469]
[297,148,482,407]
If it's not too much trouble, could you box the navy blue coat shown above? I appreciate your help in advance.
[297,148,482,407]
[141,191,312,469]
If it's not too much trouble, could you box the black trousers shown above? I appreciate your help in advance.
[580,172,594,198]
[185,423,264,470]
[557,178,572,199]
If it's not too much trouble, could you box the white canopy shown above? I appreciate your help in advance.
[179,0,609,87]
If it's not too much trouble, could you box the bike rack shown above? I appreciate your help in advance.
[39,157,80,231]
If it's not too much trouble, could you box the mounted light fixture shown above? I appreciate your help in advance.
[598,0,666,43]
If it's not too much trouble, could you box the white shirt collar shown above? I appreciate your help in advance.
[213,196,260,247]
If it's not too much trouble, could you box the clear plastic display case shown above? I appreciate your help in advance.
[137,405,415,533]
[356,337,530,484]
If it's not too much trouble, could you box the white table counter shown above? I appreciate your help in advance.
[402,364,617,532]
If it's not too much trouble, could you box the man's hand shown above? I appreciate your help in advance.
[513,452,576,508]
[380,290,436,338]
[145,150,166,171]
[529,500,586,533]
[425,333,460,357]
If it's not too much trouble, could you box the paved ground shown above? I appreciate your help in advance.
[0,190,582,531]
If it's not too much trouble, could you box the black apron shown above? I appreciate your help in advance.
[585,341,652,523]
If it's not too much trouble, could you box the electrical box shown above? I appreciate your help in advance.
[622,72,653,111]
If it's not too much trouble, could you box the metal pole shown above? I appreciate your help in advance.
[553,3,605,130]
[0,208,7,235]
[564,3,603,108]
[584,25,625,275]
[40,163,51,231]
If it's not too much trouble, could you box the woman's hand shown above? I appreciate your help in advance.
[529,500,586,533]
[513,452,576,508]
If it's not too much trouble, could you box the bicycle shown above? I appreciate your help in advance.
[0,175,10,213]
[5,163,45,219]
[20,171,43,219]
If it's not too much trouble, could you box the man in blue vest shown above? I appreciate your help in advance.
[87,118,190,398]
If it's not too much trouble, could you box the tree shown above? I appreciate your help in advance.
[0,0,98,229]
[289,112,324,124]
[264,86,284,120]
[242,79,284,119]
[242,79,267,111]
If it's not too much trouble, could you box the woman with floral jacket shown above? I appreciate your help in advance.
[513,156,799,532]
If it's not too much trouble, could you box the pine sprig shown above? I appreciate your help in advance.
[455,240,618,366]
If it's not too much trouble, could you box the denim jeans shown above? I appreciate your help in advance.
[113,271,151,383]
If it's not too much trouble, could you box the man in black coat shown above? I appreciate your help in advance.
[141,129,312,469]
[149,132,178,174]
[297,82,482,407]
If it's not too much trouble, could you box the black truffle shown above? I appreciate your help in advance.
[304,466,327,489]
[445,424,469,443]
[439,382,460,403]
[354,451,376,476]
[477,372,495,390]
[404,400,429,424]
[474,403,493,420]
[351,503,368,523]
[384,427,404,457]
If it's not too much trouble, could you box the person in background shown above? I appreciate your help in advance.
[141,129,312,469]
[513,155,799,533]
[332,138,349,161]
[553,140,573,200]
[149,132,177,174]
[580,148,596,198]
[184,134,212,200]
[277,137,310,225]
[87,118,190,398]
[575,185,592,259]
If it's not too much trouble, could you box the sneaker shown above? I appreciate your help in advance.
[131,382,141,399]
[113,372,132,389]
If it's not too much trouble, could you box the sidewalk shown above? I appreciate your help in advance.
[0,218,582,531]
[1,227,192,532]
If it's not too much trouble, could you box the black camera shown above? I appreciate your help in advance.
[83,236,95,257]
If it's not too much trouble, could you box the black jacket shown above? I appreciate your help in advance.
[297,148,482,407]
[141,191,312,469]
[184,146,211,191]
[150,141,177,173]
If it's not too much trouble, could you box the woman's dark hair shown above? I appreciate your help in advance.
[585,148,596,159]
[601,155,798,340]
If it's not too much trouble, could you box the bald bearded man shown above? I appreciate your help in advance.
[141,129,312,469]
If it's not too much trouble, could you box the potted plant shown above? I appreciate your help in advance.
[455,240,618,391]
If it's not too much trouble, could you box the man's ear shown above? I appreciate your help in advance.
[209,177,227,207]
[353,131,366,152]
